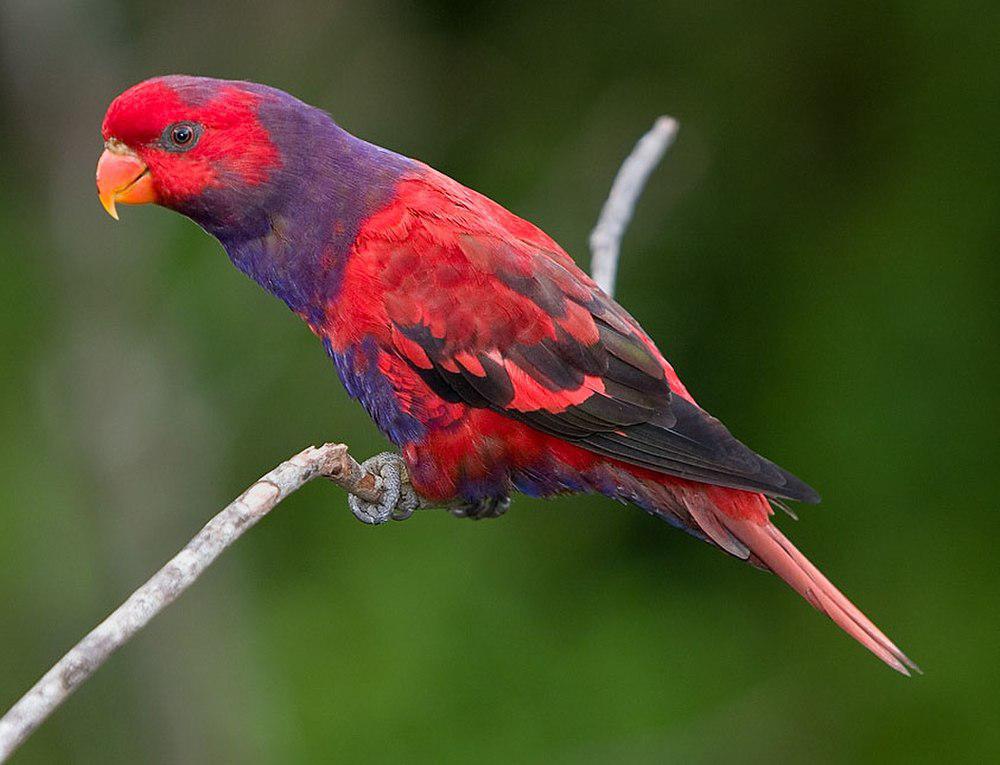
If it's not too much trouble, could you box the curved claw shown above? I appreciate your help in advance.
[450,496,511,520]
[348,452,421,525]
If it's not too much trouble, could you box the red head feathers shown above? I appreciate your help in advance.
[98,76,282,216]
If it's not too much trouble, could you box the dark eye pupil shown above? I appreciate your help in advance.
[172,126,192,145]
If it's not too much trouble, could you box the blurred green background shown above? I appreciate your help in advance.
[1,1,997,762]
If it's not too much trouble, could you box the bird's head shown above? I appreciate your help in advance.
[97,75,307,236]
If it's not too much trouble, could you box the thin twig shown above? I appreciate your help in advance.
[0,444,377,762]
[0,117,679,762]
[590,116,678,297]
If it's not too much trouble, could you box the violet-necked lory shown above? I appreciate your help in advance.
[96,75,916,674]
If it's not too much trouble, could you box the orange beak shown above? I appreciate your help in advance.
[96,142,157,220]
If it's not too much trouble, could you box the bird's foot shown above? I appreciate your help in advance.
[449,496,511,520]
[348,452,423,525]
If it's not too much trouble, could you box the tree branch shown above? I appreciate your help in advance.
[0,116,679,762]
[0,444,375,761]
[590,116,678,297]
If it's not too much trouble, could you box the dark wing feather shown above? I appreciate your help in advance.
[392,307,817,504]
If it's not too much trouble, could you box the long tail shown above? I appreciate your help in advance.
[713,508,919,675]
[638,477,920,675]
[595,465,918,674]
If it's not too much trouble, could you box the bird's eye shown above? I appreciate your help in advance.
[172,125,193,144]
[162,122,202,152]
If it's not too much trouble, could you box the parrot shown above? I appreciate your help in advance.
[96,75,916,675]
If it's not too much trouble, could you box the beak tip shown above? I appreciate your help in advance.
[100,194,120,220]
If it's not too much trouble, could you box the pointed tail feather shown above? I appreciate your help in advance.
[714,511,919,676]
